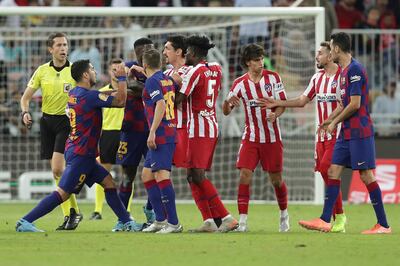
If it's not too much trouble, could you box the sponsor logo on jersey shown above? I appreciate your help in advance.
[150,90,160,99]
[273,82,284,93]
[199,110,215,117]
[316,93,338,103]
[248,99,259,107]
[350,75,361,83]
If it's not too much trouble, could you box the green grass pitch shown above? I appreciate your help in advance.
[0,203,398,266]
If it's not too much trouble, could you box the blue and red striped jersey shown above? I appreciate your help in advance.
[143,71,176,144]
[339,58,374,140]
[121,93,149,133]
[65,86,114,156]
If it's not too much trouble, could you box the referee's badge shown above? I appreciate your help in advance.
[63,83,72,93]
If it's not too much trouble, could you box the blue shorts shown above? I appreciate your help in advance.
[144,143,176,172]
[59,151,109,194]
[116,131,148,166]
[331,136,376,170]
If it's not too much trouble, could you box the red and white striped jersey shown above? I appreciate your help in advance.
[180,61,221,138]
[303,67,341,142]
[229,69,287,143]
[164,65,191,129]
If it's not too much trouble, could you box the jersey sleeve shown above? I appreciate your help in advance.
[27,67,42,90]
[87,90,114,108]
[228,78,242,99]
[347,65,364,96]
[145,77,164,104]
[180,67,200,96]
[303,73,318,100]
[273,74,287,100]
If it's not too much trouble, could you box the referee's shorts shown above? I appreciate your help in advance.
[40,113,70,160]
[99,130,121,164]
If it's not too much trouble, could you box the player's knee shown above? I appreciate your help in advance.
[186,175,193,183]
[55,187,70,202]
[101,175,117,189]
[123,166,137,182]
[359,170,375,185]
[191,174,204,185]
[52,168,63,179]
[269,172,282,187]
[239,169,252,184]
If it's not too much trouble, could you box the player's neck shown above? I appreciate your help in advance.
[324,63,338,77]
[172,58,185,70]
[338,53,352,69]
[248,70,263,83]
[76,81,91,89]
[145,68,158,78]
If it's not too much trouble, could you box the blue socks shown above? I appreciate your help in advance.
[105,188,131,223]
[146,199,153,210]
[158,179,179,225]
[367,181,389,228]
[144,180,166,222]
[320,179,341,223]
[23,191,63,223]
[118,184,132,210]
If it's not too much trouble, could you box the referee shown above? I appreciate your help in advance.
[20,32,82,230]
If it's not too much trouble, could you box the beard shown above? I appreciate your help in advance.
[316,63,324,69]
[89,77,96,87]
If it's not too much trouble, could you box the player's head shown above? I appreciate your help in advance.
[108,58,124,83]
[240,43,264,73]
[185,35,215,65]
[47,32,68,63]
[163,35,187,65]
[133,37,154,66]
[142,49,162,73]
[330,32,351,61]
[316,41,333,69]
[71,59,96,87]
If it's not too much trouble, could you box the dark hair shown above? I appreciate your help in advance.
[134,37,153,49]
[330,32,351,53]
[142,49,161,69]
[240,43,264,69]
[186,35,215,58]
[71,59,90,82]
[108,58,123,65]
[320,41,331,51]
[47,32,67,47]
[167,35,187,58]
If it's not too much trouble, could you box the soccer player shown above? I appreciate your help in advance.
[16,59,142,232]
[20,32,82,230]
[162,35,190,168]
[114,38,156,229]
[90,58,125,220]
[223,43,289,232]
[258,42,346,232]
[298,32,391,234]
[140,49,182,234]
[176,35,238,232]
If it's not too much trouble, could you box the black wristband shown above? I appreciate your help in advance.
[21,111,30,118]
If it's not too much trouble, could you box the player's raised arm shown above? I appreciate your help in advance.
[110,63,127,107]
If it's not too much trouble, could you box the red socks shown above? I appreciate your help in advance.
[198,179,229,218]
[237,183,250,214]
[189,182,212,220]
[274,181,288,210]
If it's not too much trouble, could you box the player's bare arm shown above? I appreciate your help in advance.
[223,94,240,116]
[258,95,310,109]
[175,91,187,105]
[110,63,127,107]
[129,64,146,77]
[20,86,36,129]
[319,100,344,132]
[267,106,285,123]
[327,95,360,134]
[147,99,166,150]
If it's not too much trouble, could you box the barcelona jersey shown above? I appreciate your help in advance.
[143,71,176,144]
[65,86,114,156]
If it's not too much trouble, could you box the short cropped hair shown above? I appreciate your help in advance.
[134,37,153,49]
[240,43,264,69]
[167,35,187,58]
[330,32,351,53]
[71,59,90,82]
[320,41,331,51]
[108,58,124,65]
[47,32,67,47]
[142,49,161,69]
[186,35,215,58]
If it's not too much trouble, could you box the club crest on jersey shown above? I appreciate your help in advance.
[341,77,346,86]
[331,81,337,89]
[63,83,72,93]
[264,84,272,93]
[98,93,109,101]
